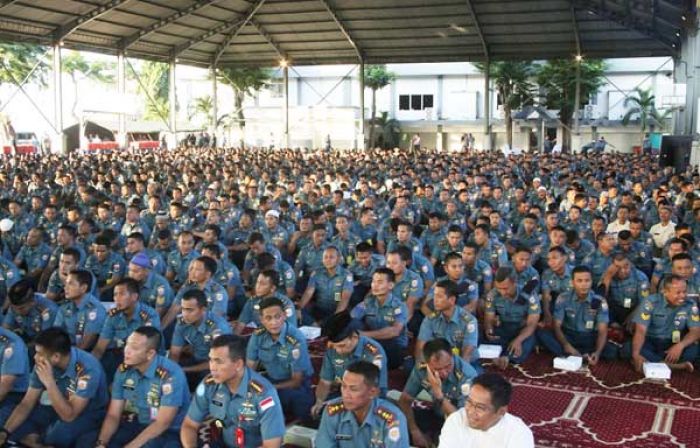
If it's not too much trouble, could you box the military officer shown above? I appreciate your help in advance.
[0,327,30,427]
[180,334,286,448]
[312,311,388,418]
[78,326,189,448]
[0,327,109,448]
[170,289,232,388]
[299,246,353,325]
[622,274,699,372]
[235,269,297,333]
[53,269,107,351]
[165,231,200,289]
[3,278,57,344]
[246,297,314,420]
[128,251,174,318]
[483,267,541,369]
[537,266,618,364]
[92,278,160,383]
[84,234,126,300]
[540,247,573,326]
[600,253,651,327]
[316,361,409,448]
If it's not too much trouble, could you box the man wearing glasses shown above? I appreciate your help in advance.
[438,372,533,447]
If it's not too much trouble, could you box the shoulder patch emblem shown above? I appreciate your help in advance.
[249,379,264,394]
[327,401,345,416]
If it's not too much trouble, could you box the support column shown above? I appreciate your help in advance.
[483,60,491,150]
[676,28,700,135]
[574,58,581,135]
[53,44,65,153]
[117,51,126,148]
[283,65,289,148]
[437,74,444,120]
[211,64,218,134]
[358,60,365,150]
[168,59,177,148]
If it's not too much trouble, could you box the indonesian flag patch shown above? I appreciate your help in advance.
[260,397,275,411]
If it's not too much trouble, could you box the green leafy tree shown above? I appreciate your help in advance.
[0,42,47,88]
[622,87,672,143]
[373,111,401,149]
[537,59,606,152]
[364,65,395,148]
[216,67,271,148]
[131,61,170,124]
[188,95,214,128]
[474,61,535,149]
[61,51,114,121]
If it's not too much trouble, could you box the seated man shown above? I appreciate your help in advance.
[421,252,479,316]
[53,269,107,351]
[92,278,160,383]
[312,311,388,418]
[417,279,479,366]
[537,266,617,365]
[0,327,30,427]
[170,289,231,388]
[483,267,540,369]
[399,338,477,448]
[439,372,534,448]
[316,361,409,448]
[246,297,314,421]
[3,278,57,345]
[299,246,353,325]
[78,327,189,448]
[180,334,286,448]
[600,252,650,330]
[127,251,174,319]
[622,274,699,372]
[0,327,109,448]
[351,267,408,369]
[235,269,297,334]
[84,234,126,301]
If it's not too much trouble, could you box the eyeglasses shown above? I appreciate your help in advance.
[465,397,493,414]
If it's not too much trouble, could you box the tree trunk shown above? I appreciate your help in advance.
[71,73,79,122]
[561,120,571,153]
[505,106,513,150]
[235,90,245,149]
[368,88,377,149]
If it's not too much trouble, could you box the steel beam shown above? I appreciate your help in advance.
[318,0,362,61]
[571,4,582,56]
[213,0,267,65]
[121,0,220,50]
[249,18,287,60]
[465,0,488,57]
[54,0,131,42]
[169,59,177,134]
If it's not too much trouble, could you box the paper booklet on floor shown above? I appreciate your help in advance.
[553,355,583,371]
[643,362,671,380]
[299,326,322,340]
[478,344,502,359]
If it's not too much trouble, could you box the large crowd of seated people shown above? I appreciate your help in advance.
[0,146,695,447]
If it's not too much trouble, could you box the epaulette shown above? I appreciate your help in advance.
[204,375,216,385]
[118,362,128,372]
[375,406,396,425]
[418,362,428,370]
[0,335,8,344]
[254,327,266,336]
[108,307,121,317]
[285,334,298,346]
[75,362,85,377]
[327,401,345,416]
[206,319,215,327]
[155,366,169,380]
[429,311,439,319]
[364,342,378,354]
[139,310,149,321]
[248,379,265,394]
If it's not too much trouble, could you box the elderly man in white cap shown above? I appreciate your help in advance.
[262,209,289,254]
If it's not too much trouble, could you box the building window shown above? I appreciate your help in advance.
[268,81,284,98]
[400,94,434,110]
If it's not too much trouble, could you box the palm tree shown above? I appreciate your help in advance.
[188,95,214,128]
[216,67,271,148]
[130,61,170,124]
[537,59,606,152]
[61,51,114,121]
[373,111,401,149]
[622,87,671,142]
[474,61,535,149]
[364,65,395,148]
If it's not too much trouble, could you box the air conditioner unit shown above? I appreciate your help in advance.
[584,104,600,120]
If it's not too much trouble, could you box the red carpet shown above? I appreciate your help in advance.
[484,353,700,448]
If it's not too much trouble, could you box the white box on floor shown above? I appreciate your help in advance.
[643,362,671,380]
[478,344,502,359]
[553,356,583,371]
[284,425,317,448]
[299,326,321,340]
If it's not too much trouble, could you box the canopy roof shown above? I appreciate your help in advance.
[0,0,690,67]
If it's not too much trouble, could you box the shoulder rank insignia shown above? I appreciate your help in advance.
[254,327,266,336]
[249,379,265,394]
[285,335,298,346]
[206,319,215,327]
[139,310,149,321]
[0,335,8,344]
[364,342,378,354]
[376,406,395,425]
[418,362,428,370]
[75,362,85,377]
[327,401,345,416]
[155,366,169,380]
[204,375,216,385]
[108,307,121,317]
[118,362,129,372]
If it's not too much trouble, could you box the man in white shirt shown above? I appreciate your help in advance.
[439,373,534,448]
[606,205,631,234]
[649,205,676,250]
